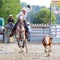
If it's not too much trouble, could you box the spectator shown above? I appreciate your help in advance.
[27,22,32,42]
[7,14,14,27]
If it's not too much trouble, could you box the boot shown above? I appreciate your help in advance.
[9,31,15,37]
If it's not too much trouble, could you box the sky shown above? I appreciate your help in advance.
[20,0,51,8]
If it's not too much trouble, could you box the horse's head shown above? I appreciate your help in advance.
[18,18,23,24]
[18,14,24,24]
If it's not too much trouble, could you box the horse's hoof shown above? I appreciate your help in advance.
[44,50,47,53]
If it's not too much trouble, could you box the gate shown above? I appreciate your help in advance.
[31,24,50,42]
[31,24,60,43]
[51,24,60,43]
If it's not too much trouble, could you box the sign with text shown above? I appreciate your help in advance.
[52,0,60,1]
[51,1,60,6]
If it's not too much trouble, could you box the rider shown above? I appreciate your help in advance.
[9,5,32,37]
[7,14,14,28]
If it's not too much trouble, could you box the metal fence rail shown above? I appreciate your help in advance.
[31,24,60,43]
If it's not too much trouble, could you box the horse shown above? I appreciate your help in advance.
[15,18,28,53]
[42,36,52,57]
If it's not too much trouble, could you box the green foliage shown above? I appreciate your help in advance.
[0,0,21,24]
[32,8,56,24]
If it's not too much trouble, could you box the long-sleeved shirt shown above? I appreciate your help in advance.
[16,7,31,20]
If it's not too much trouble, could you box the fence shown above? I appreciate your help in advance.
[30,24,60,43]
[51,24,60,43]
[0,23,60,43]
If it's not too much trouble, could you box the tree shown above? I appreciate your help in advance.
[32,8,56,24]
[0,0,21,24]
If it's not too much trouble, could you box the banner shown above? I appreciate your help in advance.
[52,0,60,1]
[51,1,60,6]
[58,1,60,6]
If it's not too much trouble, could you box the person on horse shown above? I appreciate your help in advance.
[7,14,14,28]
[9,5,32,37]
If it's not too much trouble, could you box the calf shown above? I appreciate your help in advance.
[42,36,52,56]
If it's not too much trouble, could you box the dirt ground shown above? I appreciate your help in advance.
[0,43,60,60]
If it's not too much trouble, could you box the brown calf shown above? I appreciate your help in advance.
[42,36,52,56]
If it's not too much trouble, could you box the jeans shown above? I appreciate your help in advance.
[12,20,18,32]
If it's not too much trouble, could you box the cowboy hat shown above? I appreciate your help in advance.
[22,7,27,11]
[9,14,13,16]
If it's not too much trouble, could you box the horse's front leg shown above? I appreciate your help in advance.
[16,38,21,53]
[20,40,24,52]
[16,37,23,52]
[20,45,23,53]
[25,39,28,53]
[16,38,20,48]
